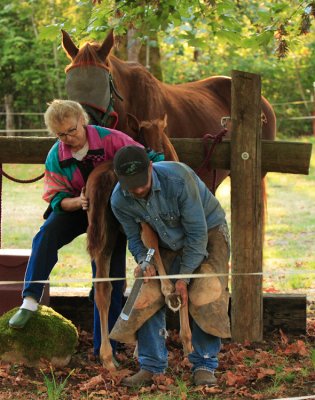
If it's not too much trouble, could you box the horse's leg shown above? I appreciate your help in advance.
[84,161,120,370]
[179,302,193,355]
[94,251,117,371]
[140,222,175,300]
[140,223,192,355]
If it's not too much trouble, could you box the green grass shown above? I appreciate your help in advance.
[1,137,314,293]
[215,136,315,293]
[41,366,74,400]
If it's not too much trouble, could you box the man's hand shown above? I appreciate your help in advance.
[134,263,156,284]
[175,279,188,307]
[80,187,89,210]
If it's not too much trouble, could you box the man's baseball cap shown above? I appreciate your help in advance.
[113,145,150,190]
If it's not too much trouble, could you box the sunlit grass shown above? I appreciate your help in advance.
[1,137,314,294]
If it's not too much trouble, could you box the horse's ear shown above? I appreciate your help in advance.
[61,30,79,60]
[125,113,140,139]
[97,29,114,61]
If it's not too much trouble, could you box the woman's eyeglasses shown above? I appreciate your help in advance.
[56,122,78,139]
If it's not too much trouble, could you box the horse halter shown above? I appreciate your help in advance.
[65,65,123,128]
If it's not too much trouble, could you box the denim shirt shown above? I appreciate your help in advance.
[110,162,226,275]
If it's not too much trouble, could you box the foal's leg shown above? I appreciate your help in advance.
[140,223,175,299]
[179,305,193,355]
[140,223,192,355]
[94,251,117,371]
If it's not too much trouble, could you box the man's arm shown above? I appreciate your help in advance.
[177,172,209,280]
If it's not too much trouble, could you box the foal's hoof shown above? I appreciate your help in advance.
[166,293,181,312]
[100,355,118,371]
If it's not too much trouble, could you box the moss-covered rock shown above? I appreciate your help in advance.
[0,305,78,367]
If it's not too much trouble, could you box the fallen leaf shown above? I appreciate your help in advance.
[224,371,248,386]
[79,374,104,391]
[257,368,276,379]
[284,340,309,356]
[279,329,289,346]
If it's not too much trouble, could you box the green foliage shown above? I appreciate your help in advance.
[0,0,69,127]
[41,366,74,400]
[1,1,315,136]
[39,0,315,54]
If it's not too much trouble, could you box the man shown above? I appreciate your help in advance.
[110,145,231,387]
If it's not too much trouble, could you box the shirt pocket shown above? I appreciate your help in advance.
[159,212,180,228]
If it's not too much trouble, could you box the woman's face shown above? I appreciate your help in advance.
[54,114,87,150]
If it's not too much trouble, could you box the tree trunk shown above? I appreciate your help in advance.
[53,42,62,98]
[4,94,15,136]
[114,30,163,81]
[127,28,142,62]
[139,33,163,81]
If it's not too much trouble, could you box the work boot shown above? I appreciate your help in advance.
[9,309,35,329]
[121,369,154,387]
[193,369,217,386]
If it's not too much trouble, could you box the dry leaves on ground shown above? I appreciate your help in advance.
[0,319,314,399]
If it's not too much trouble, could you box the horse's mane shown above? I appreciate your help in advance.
[65,42,109,72]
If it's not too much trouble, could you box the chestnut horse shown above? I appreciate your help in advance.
[61,29,276,193]
[85,115,190,370]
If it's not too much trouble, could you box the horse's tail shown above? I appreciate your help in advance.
[85,162,118,259]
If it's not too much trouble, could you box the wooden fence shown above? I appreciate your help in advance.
[0,71,312,341]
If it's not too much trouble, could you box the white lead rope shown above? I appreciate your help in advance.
[270,396,315,400]
[0,269,314,286]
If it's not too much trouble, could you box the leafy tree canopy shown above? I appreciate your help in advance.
[40,0,315,58]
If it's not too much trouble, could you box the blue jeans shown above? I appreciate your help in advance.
[138,307,221,374]
[23,209,126,355]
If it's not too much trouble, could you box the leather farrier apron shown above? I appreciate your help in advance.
[109,224,231,343]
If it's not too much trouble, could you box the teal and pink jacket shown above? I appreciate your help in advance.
[43,125,163,212]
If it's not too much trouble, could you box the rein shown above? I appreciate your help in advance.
[196,127,227,195]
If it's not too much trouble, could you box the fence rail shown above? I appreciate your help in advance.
[0,136,312,175]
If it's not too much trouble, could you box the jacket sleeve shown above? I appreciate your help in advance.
[42,145,75,212]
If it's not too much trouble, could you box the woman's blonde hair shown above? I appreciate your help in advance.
[44,99,89,134]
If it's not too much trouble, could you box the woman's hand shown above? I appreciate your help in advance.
[80,187,89,210]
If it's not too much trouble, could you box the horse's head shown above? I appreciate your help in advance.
[125,113,179,162]
[61,30,119,127]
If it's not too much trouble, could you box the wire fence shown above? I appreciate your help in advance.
[0,101,314,136]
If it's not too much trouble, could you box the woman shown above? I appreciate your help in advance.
[8,99,162,357]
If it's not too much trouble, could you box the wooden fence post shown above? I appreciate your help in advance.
[231,70,263,342]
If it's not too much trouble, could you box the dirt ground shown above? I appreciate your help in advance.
[0,310,314,400]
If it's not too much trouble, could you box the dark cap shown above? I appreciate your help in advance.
[113,146,150,190]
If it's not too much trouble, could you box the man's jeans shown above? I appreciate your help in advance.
[22,209,126,354]
[138,307,221,374]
